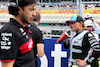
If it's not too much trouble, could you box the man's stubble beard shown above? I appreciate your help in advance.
[21,13,29,24]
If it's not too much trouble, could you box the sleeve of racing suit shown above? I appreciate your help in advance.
[85,32,100,64]
[93,22,100,31]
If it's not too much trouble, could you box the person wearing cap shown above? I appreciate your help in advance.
[63,15,100,67]
[29,12,44,67]
[84,13,100,31]
[84,19,99,67]
[84,19,99,41]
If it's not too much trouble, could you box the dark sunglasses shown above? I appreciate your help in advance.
[87,26,93,28]
[89,17,93,19]
[85,18,89,20]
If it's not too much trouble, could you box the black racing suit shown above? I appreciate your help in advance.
[63,29,100,67]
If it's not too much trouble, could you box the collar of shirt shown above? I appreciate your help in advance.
[76,29,84,34]
[10,18,24,28]
[73,29,85,38]
[10,18,31,35]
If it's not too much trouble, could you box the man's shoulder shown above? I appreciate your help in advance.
[84,31,94,38]
[0,22,23,37]
[0,22,13,32]
[30,25,40,31]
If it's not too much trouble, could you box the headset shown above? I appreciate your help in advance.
[8,0,19,16]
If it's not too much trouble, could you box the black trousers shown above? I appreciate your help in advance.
[35,58,38,67]
[91,60,98,67]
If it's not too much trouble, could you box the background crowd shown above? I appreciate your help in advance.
[0,3,100,9]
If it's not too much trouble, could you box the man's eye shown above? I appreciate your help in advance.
[29,9,33,11]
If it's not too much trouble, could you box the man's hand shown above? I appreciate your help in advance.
[63,37,67,42]
[76,58,87,67]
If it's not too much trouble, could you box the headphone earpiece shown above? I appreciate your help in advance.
[8,0,19,16]
[8,5,19,16]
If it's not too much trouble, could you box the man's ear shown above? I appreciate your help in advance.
[38,20,41,25]
[18,7,22,15]
[80,21,83,24]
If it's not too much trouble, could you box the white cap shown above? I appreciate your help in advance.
[84,20,93,26]
[84,13,92,19]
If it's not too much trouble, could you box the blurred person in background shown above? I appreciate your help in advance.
[84,19,99,41]
[0,0,37,67]
[84,4,88,9]
[63,15,100,67]
[64,4,66,7]
[84,13,100,32]
[95,4,100,7]
[29,12,44,67]
[66,4,70,8]
[88,4,92,8]
[84,19,99,67]
[49,4,52,7]
[0,4,6,9]
[45,4,48,8]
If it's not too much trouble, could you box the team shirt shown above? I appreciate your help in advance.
[63,29,100,65]
[0,18,35,67]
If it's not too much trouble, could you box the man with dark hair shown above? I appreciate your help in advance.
[29,12,44,67]
[63,15,100,67]
[0,0,37,67]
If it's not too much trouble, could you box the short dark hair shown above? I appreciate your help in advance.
[18,0,37,9]
[9,0,37,16]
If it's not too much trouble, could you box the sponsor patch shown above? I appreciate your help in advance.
[88,33,93,37]
[0,32,12,50]
[74,41,78,43]
[19,28,24,32]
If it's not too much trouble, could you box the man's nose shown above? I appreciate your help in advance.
[32,10,36,16]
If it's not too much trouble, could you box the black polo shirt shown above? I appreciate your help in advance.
[0,18,35,67]
[29,24,44,58]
